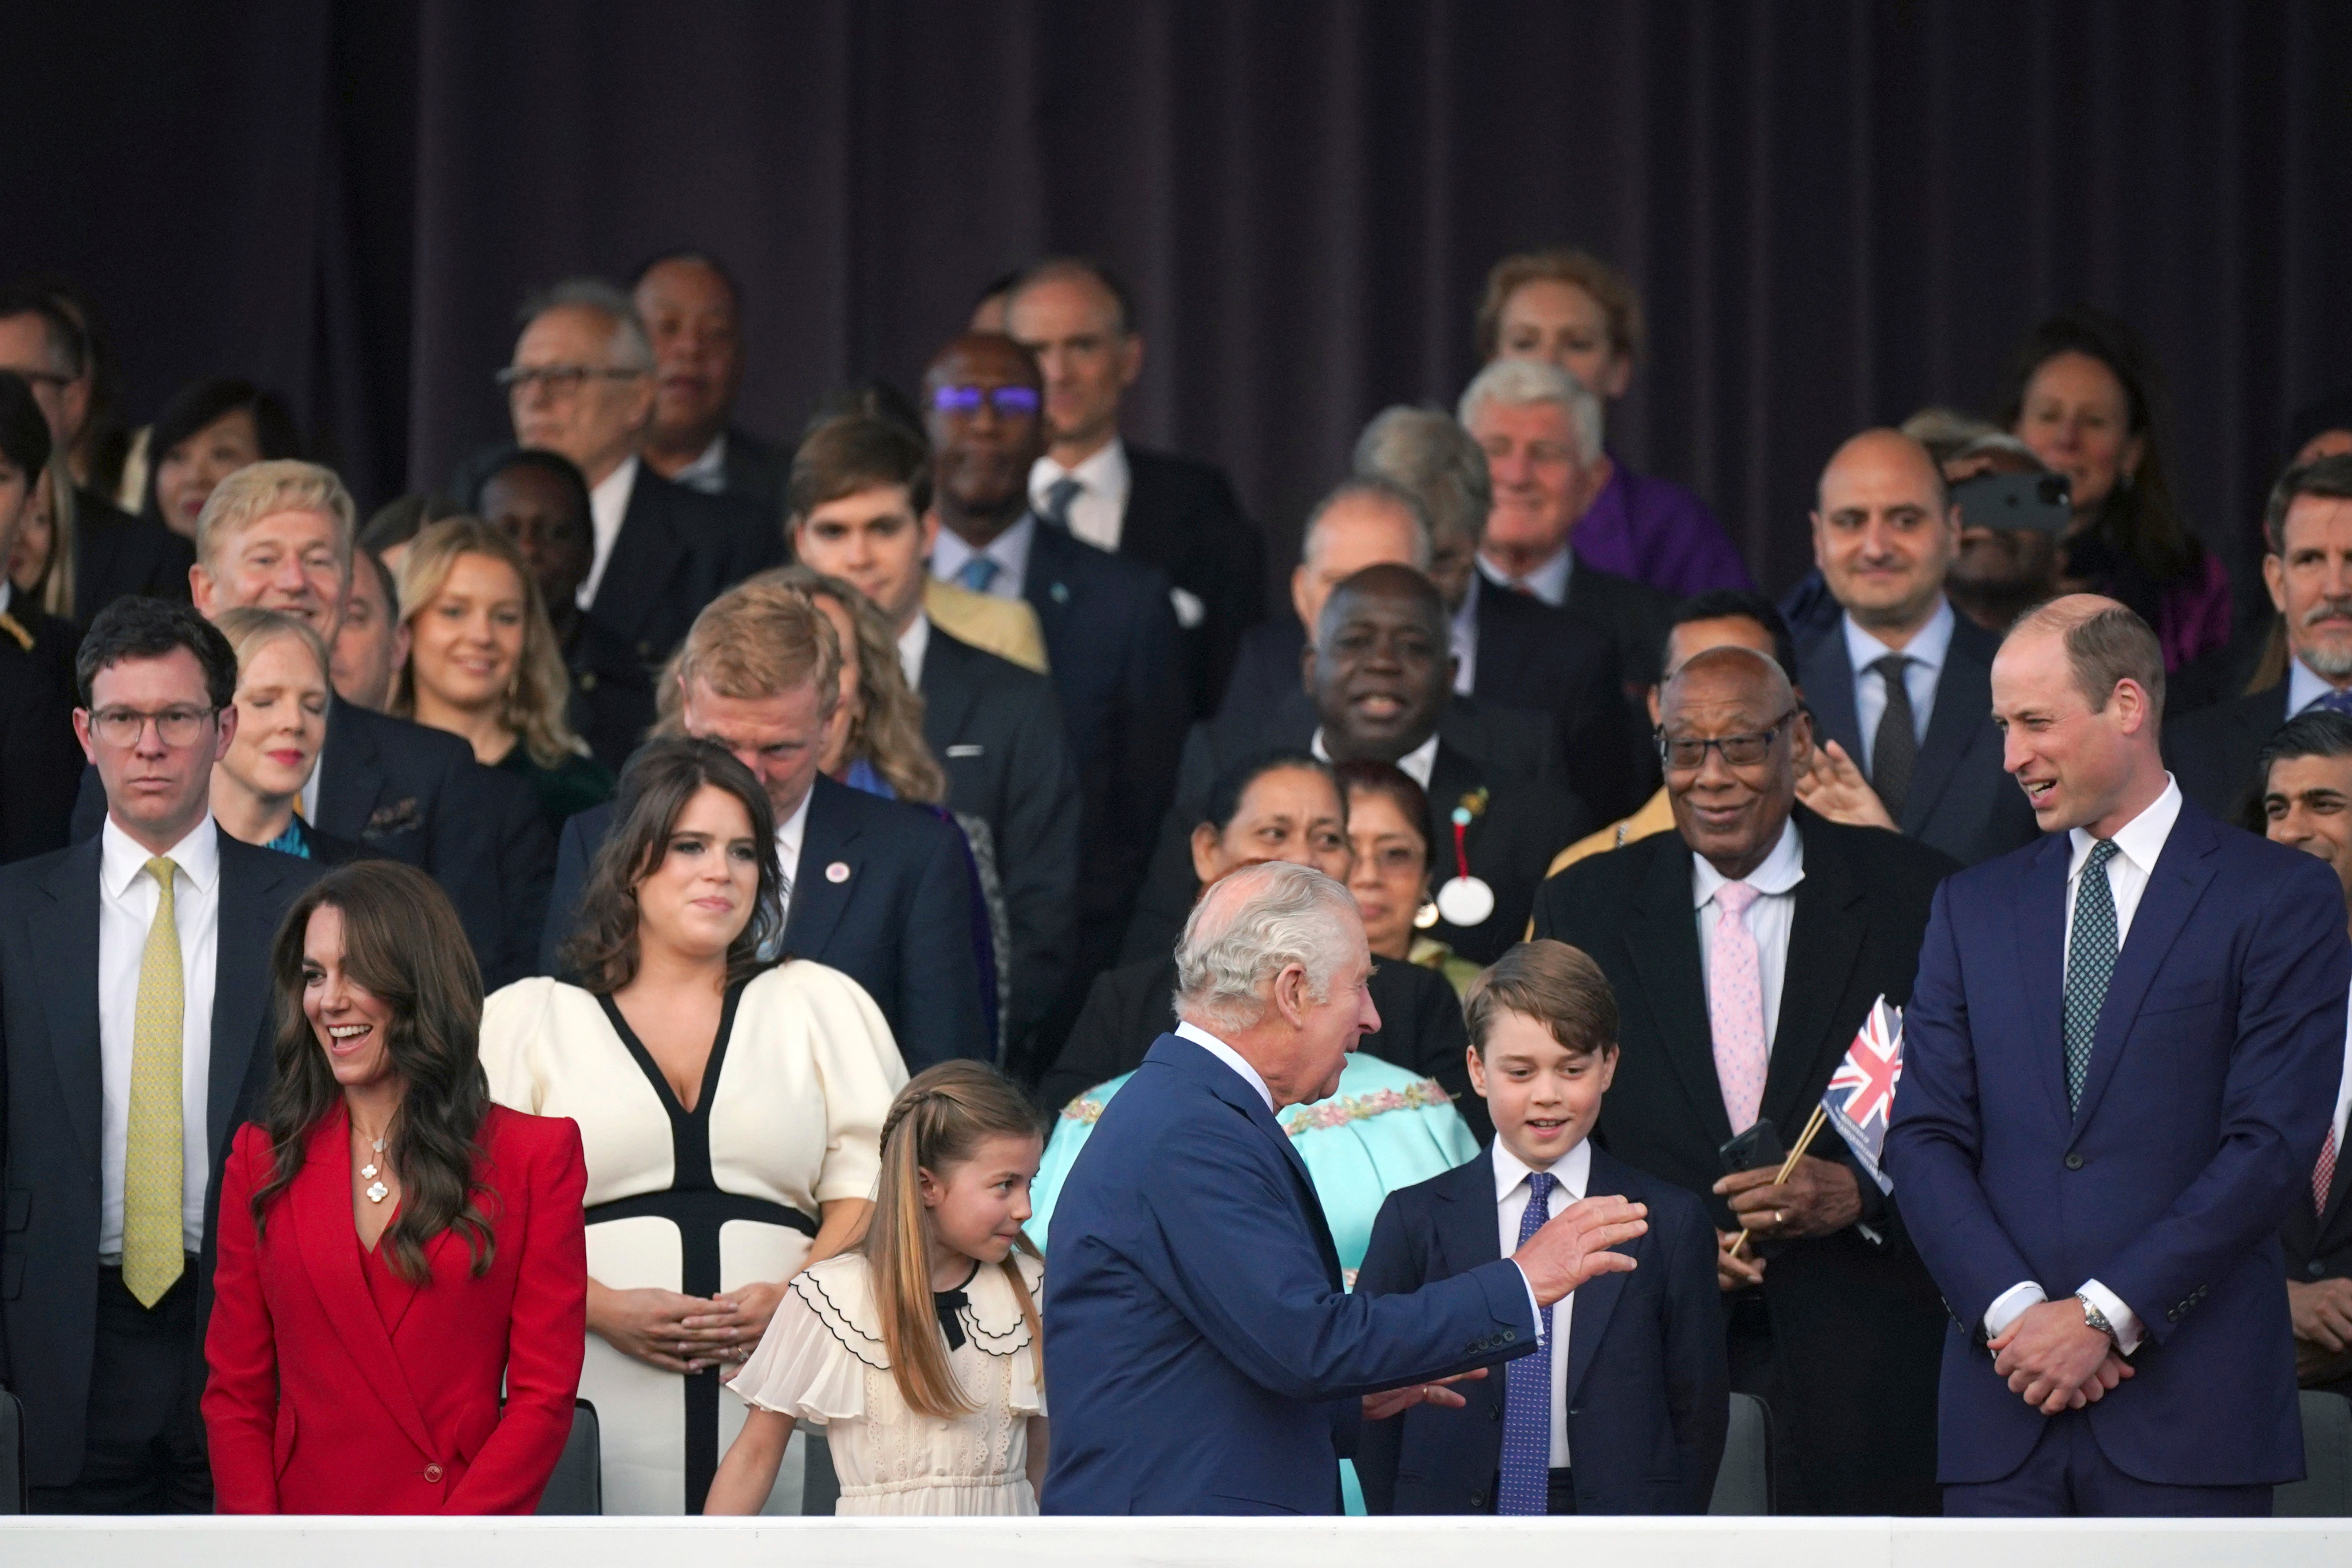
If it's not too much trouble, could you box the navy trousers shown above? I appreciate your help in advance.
[1943,1410,2271,1518]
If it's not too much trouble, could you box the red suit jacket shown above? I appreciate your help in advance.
[203,1102,588,1513]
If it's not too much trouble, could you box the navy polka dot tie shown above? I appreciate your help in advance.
[1497,1170,1557,1515]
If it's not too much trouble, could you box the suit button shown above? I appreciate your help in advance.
[1470,1490,1487,1509]
[2313,1261,2329,1279]
[2064,1153,2084,1171]
[424,1464,444,1483]
[1503,1330,1517,1343]
[1490,1404,1503,1422]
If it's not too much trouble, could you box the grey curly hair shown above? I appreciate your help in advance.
[1172,861,1363,1035]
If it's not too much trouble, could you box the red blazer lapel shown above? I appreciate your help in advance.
[291,1106,438,1460]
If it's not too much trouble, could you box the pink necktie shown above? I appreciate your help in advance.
[1709,881,1769,1133]
[2318,1125,2339,1220]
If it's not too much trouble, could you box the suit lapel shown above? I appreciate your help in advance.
[1022,524,1074,652]
[291,1110,436,1458]
[919,630,984,745]
[781,778,858,959]
[32,841,105,1175]
[2074,805,2222,1130]
[1902,620,1996,832]
[592,474,687,657]
[1161,1035,1340,1284]
[1433,1152,1501,1276]
[1800,632,1865,760]
[1565,1151,1634,1403]
[316,699,385,842]
[2009,834,2076,1129]
[207,833,280,1168]
[1623,837,1735,1148]
[1760,812,1868,1132]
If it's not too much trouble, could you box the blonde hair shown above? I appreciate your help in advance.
[25,464,74,620]
[771,564,946,805]
[655,572,842,731]
[863,1062,1044,1420]
[194,459,355,578]
[212,605,330,686]
[391,515,584,769]
[1474,247,1646,368]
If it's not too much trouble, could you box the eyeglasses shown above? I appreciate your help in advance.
[930,384,1042,418]
[494,364,645,397]
[87,705,217,748]
[1656,708,1800,771]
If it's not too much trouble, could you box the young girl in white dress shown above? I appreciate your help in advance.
[705,1061,1048,1516]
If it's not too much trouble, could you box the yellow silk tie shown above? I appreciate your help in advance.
[123,857,185,1307]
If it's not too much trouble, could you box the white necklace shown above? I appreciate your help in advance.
[357,1122,390,1204]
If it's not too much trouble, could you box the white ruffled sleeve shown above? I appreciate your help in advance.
[789,962,911,1205]
[726,1272,868,1426]
[479,976,558,1114]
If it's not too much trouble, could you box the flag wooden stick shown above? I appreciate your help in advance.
[1729,1102,1828,1259]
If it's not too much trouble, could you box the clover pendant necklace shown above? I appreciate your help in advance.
[358,1124,390,1204]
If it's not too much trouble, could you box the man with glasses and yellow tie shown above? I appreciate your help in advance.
[0,596,322,1511]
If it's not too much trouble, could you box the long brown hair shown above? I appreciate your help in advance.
[560,736,782,993]
[252,861,495,1285]
[863,1062,1044,1420]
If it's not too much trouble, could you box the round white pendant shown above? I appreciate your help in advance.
[1435,875,1496,928]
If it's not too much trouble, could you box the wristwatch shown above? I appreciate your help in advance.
[2076,1292,2119,1346]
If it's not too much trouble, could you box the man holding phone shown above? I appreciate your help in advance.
[1531,644,1955,1514]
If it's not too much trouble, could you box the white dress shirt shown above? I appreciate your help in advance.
[1985,775,2186,1354]
[1477,547,1573,607]
[1310,728,1439,791]
[1495,1137,1591,1466]
[1843,598,1954,776]
[1449,575,1482,695]
[0,579,11,615]
[2332,982,2352,1159]
[2287,658,2352,718]
[580,454,640,609]
[1692,817,1806,1055]
[671,432,729,496]
[1030,438,1131,554]
[929,515,1038,603]
[97,815,221,1260]
[775,786,814,928]
[896,610,933,691]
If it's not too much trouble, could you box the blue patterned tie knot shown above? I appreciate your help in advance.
[957,556,1001,594]
[1498,1169,1558,1515]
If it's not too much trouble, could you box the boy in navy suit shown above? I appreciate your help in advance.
[1357,940,1728,1514]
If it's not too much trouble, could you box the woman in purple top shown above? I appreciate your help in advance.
[1475,249,1753,596]
[1998,306,2230,673]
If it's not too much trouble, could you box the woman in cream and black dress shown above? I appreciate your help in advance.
[481,737,907,1514]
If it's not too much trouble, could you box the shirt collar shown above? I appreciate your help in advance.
[590,452,639,523]
[930,514,1037,581]
[896,609,932,690]
[1840,596,1955,679]
[1174,1018,1275,1112]
[671,431,730,493]
[1690,814,1805,908]
[1492,1134,1592,1203]
[776,784,815,866]
[1031,437,1129,506]
[1308,727,1439,789]
[1476,545,1573,606]
[101,813,220,900]
[2288,657,2350,717]
[2067,774,2183,882]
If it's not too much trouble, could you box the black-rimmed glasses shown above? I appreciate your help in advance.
[1655,707,1800,771]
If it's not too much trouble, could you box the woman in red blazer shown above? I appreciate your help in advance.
[204,861,588,1514]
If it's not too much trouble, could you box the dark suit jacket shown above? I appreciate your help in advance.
[919,624,1080,1080]
[1021,521,1188,985]
[2284,1110,2352,1398]
[1125,692,1590,970]
[1040,1031,1539,1515]
[0,604,82,865]
[0,827,324,1488]
[583,464,782,671]
[717,424,789,516]
[542,774,990,1069]
[1886,801,2351,1487]
[1038,950,1482,1142]
[1219,597,1636,824]
[1798,610,2041,867]
[2164,682,2290,828]
[1531,807,1955,1515]
[76,493,193,620]
[1355,1145,1728,1515]
[1117,446,1266,720]
[562,612,658,775]
[73,700,514,985]
[1561,553,1674,693]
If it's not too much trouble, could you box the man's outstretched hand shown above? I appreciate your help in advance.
[1512,1194,1647,1307]
[1363,1367,1488,1422]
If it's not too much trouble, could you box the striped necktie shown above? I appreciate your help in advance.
[124,857,186,1307]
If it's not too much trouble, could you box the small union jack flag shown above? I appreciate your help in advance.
[1823,996,1903,1194]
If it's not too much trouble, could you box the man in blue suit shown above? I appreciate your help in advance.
[1886,595,2352,1516]
[1042,861,1651,1515]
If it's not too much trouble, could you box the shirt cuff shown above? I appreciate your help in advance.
[1985,1280,2046,1340]
[2077,1280,2144,1355]
[1511,1262,1547,1341]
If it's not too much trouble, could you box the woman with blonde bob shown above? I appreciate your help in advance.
[392,513,612,828]
[209,607,357,861]
[707,1060,1048,1516]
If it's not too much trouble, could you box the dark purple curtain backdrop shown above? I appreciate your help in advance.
[5,1,2348,597]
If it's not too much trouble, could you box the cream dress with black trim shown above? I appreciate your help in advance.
[727,1249,1046,1515]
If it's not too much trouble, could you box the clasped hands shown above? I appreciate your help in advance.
[1363,1196,1648,1422]
[1989,1299,2134,1415]
[588,1279,786,1374]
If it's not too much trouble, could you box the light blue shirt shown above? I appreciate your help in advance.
[929,513,1038,602]
[1476,546,1573,607]
[1843,597,1955,775]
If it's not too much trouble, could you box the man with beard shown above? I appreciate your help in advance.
[2167,456,2352,820]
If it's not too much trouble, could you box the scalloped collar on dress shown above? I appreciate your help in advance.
[789,1249,1042,1371]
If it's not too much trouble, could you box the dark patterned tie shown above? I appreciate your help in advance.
[1039,476,1082,533]
[1868,652,1916,822]
[2064,838,2122,1114]
[1497,1170,1558,1515]
[2312,688,2352,719]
